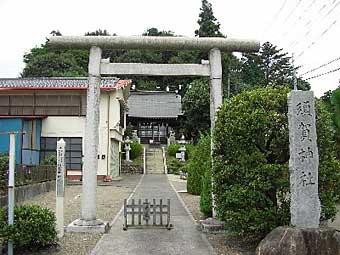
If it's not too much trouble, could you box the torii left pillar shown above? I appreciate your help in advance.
[67,46,109,233]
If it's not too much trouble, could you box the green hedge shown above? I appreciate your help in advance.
[167,157,184,175]
[200,169,212,216]
[0,154,8,195]
[130,142,143,160]
[167,144,180,157]
[186,134,211,196]
[0,205,57,249]
[213,86,340,239]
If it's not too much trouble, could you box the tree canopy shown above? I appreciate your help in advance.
[322,87,340,159]
[182,79,210,135]
[195,0,224,38]
[241,42,310,90]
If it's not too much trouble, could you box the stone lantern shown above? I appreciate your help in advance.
[124,136,132,162]
[178,135,186,162]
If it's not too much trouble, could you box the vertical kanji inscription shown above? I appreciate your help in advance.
[288,90,320,228]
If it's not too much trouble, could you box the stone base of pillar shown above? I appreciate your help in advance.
[198,217,226,233]
[66,218,109,233]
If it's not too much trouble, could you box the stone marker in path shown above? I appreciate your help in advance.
[56,139,65,238]
[288,90,320,228]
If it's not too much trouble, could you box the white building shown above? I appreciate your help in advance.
[0,77,131,181]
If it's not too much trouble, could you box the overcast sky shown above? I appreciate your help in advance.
[0,0,339,97]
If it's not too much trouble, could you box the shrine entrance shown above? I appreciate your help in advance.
[138,122,167,144]
[48,35,260,229]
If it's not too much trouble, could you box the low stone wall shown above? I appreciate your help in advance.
[121,164,143,174]
[0,180,55,208]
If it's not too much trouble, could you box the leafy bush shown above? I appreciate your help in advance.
[130,142,143,160]
[185,143,195,160]
[186,134,211,195]
[167,157,184,175]
[40,154,57,165]
[213,86,340,239]
[167,144,180,157]
[179,164,189,174]
[330,89,340,160]
[200,169,212,216]
[0,205,57,249]
[0,154,8,195]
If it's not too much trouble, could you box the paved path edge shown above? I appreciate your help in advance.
[109,174,145,227]
[90,174,145,255]
[168,176,216,255]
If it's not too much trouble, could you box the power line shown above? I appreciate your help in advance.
[304,66,340,80]
[261,0,289,39]
[283,0,303,24]
[286,0,340,53]
[287,0,326,48]
[295,19,338,58]
[301,56,340,76]
[281,0,319,41]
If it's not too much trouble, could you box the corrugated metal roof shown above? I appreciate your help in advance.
[0,77,131,90]
[127,91,182,118]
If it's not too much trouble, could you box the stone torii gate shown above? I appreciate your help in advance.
[48,36,260,232]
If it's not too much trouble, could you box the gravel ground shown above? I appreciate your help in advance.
[15,174,142,255]
[168,174,256,255]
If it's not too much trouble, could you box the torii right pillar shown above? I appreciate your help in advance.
[209,48,223,218]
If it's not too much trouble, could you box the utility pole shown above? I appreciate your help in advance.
[292,54,298,90]
[227,70,231,98]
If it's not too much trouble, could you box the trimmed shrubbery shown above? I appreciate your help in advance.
[167,157,184,175]
[0,205,57,249]
[167,144,180,157]
[0,154,8,195]
[200,168,212,216]
[186,134,211,196]
[213,86,340,239]
[130,141,143,160]
[184,134,212,216]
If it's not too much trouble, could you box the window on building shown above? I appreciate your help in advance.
[22,120,37,150]
[40,137,82,170]
[0,93,86,116]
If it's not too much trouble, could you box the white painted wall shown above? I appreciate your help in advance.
[98,92,109,176]
[41,117,86,137]
[41,90,125,177]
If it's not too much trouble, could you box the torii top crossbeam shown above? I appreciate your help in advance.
[48,36,260,52]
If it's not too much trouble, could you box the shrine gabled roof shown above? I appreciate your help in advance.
[0,77,131,90]
[127,91,182,119]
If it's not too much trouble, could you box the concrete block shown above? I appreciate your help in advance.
[199,217,226,233]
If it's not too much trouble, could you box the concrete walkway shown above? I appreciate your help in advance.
[90,175,215,255]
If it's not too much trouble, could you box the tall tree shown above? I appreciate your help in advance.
[21,43,88,77]
[195,0,224,37]
[85,29,112,36]
[182,79,211,136]
[22,29,114,77]
[142,27,174,37]
[241,42,310,90]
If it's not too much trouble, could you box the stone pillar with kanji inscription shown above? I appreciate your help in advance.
[288,90,320,228]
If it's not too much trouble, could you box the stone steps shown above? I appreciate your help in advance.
[146,148,164,174]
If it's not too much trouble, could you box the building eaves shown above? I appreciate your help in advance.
[0,77,131,90]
